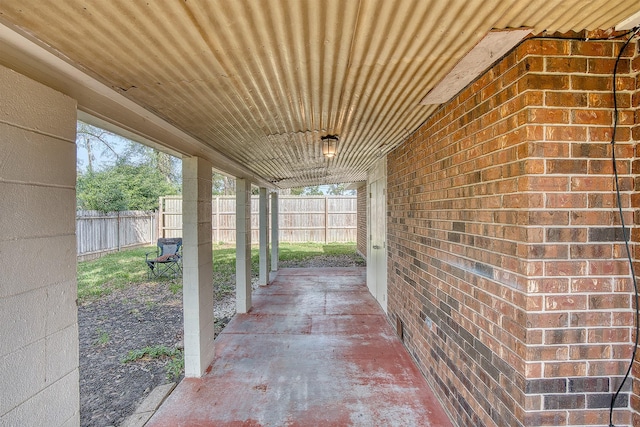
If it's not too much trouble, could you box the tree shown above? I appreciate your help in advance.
[121,141,181,186]
[77,162,179,212]
[289,186,323,195]
[76,122,122,173]
[75,121,183,212]
[77,121,181,186]
[326,184,355,196]
[212,173,236,195]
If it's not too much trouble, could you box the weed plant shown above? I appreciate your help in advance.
[121,344,184,381]
[94,329,110,346]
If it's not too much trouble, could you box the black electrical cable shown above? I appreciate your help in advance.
[609,27,640,427]
[528,28,638,42]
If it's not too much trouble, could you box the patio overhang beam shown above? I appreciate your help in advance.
[0,19,276,190]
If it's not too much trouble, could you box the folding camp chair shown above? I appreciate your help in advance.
[146,238,183,279]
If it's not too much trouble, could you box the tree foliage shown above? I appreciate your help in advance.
[287,185,354,196]
[212,173,236,195]
[326,184,355,195]
[289,186,323,195]
[77,163,179,212]
[121,142,181,185]
[76,121,182,212]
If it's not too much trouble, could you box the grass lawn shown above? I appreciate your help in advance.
[77,242,362,303]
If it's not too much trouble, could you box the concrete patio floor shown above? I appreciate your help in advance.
[146,267,454,427]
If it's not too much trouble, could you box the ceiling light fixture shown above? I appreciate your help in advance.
[321,135,338,158]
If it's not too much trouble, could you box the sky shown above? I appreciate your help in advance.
[76,123,129,172]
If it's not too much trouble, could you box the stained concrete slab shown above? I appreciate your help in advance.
[146,268,453,427]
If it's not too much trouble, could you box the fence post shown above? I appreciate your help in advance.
[324,196,329,244]
[215,196,220,244]
[117,211,121,251]
[150,211,155,244]
[158,196,164,239]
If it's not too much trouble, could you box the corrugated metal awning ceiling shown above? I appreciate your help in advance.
[0,0,638,188]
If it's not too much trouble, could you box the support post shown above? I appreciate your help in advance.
[236,179,252,313]
[259,187,270,286]
[182,156,215,377]
[271,192,279,273]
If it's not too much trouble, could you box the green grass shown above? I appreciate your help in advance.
[169,282,182,294]
[121,344,184,380]
[211,245,260,277]
[77,247,151,301]
[77,242,362,303]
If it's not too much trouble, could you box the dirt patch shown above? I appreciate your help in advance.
[78,254,364,426]
[279,254,366,269]
[79,281,232,427]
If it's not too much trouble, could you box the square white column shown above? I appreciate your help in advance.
[236,179,252,313]
[271,192,279,272]
[259,187,270,286]
[182,156,215,377]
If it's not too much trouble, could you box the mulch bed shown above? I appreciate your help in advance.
[79,281,184,427]
[78,254,365,426]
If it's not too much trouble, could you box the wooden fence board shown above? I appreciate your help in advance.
[77,195,356,260]
[159,195,356,243]
[76,210,156,260]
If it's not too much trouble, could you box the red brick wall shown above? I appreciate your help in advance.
[387,34,638,426]
[631,39,640,427]
[357,185,367,258]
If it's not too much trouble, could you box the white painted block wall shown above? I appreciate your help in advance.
[0,65,79,426]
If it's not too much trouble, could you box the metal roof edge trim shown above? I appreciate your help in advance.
[420,28,533,105]
[346,181,367,191]
[616,10,640,30]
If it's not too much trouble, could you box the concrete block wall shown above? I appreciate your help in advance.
[386,34,638,426]
[357,184,367,258]
[0,66,79,425]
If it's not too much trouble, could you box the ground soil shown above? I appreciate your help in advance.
[78,254,365,427]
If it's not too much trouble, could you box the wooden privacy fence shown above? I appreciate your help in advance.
[76,210,157,261]
[159,195,357,243]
